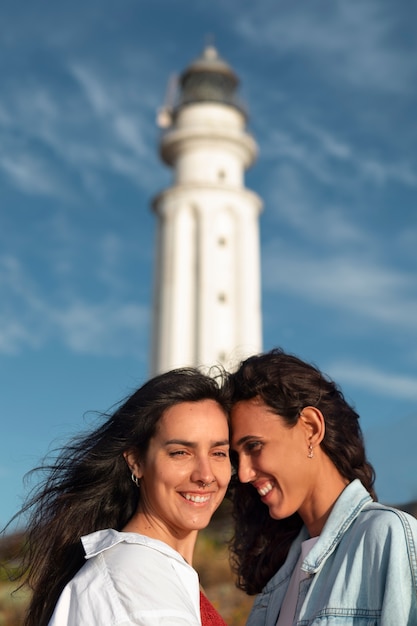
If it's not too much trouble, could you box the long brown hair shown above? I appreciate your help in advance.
[7,367,228,626]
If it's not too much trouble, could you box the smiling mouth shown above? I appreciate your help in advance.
[257,482,273,497]
[182,493,211,503]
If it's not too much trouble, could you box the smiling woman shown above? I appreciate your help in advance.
[7,368,231,626]
[225,348,417,626]
[122,400,230,562]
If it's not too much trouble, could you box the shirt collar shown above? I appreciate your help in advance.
[81,528,189,565]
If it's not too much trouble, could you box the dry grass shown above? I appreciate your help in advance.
[0,582,29,626]
[194,531,254,626]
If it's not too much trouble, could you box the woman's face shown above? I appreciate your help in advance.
[135,399,231,538]
[231,397,316,523]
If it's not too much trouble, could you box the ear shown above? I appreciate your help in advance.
[298,406,325,449]
[123,449,144,479]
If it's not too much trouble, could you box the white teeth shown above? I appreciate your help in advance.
[183,494,210,503]
[258,482,273,497]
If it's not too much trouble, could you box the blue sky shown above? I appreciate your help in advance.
[1,0,416,529]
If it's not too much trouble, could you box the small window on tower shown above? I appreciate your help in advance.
[218,351,226,363]
[218,236,227,246]
[218,292,227,303]
[218,169,226,181]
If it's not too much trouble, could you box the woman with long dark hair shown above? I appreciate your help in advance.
[11,367,231,626]
[225,348,417,625]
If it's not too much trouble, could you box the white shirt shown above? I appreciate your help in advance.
[48,529,202,626]
[276,536,318,626]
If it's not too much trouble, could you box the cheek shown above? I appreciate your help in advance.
[214,462,232,489]
[222,466,232,485]
[144,461,177,487]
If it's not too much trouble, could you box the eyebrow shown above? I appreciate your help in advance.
[232,435,261,448]
[164,439,229,447]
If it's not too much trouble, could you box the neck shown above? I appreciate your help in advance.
[122,511,198,565]
[300,457,349,537]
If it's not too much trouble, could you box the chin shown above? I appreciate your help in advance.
[268,507,292,521]
[188,515,212,530]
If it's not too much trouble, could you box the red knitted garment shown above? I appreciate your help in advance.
[199,591,227,626]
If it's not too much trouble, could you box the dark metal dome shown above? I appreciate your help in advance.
[177,45,242,110]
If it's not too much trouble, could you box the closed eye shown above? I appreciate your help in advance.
[168,449,189,457]
[212,449,229,458]
[244,440,263,454]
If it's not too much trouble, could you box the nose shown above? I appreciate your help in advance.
[237,454,257,484]
[191,455,216,487]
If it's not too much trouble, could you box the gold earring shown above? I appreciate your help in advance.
[307,444,314,459]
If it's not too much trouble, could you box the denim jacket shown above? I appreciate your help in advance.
[247,480,417,626]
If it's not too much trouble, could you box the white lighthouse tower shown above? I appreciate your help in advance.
[151,45,263,375]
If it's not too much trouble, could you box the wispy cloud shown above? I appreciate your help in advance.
[301,118,417,187]
[260,163,369,248]
[0,317,39,355]
[51,300,149,357]
[0,152,66,198]
[0,253,149,357]
[0,255,48,353]
[328,360,417,401]
[67,62,161,186]
[263,239,417,332]
[0,294,149,358]
[234,0,416,94]
[70,63,156,160]
[259,120,417,197]
[0,55,162,201]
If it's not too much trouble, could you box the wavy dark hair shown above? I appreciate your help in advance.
[7,367,227,626]
[223,348,376,595]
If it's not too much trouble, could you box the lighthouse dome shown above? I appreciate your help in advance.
[177,45,243,111]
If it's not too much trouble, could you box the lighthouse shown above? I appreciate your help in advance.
[151,45,263,375]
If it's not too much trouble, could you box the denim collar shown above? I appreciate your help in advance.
[263,479,373,593]
[302,479,372,574]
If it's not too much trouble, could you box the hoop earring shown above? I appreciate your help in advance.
[307,444,314,459]
[131,473,140,487]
